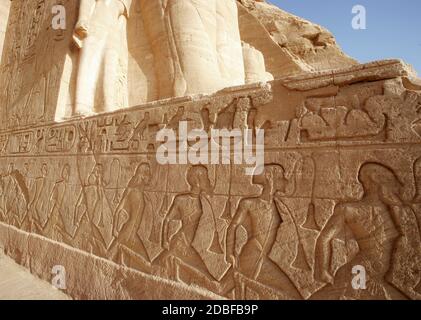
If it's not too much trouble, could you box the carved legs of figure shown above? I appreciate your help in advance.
[75,37,102,116]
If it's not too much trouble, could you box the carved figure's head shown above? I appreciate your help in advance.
[358,162,403,205]
[252,164,288,194]
[130,162,151,187]
[186,165,212,193]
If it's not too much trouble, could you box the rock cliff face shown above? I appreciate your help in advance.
[237,0,358,74]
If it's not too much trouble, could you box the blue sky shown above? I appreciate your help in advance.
[271,0,421,75]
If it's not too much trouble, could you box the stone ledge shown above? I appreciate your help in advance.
[1,60,414,134]
[282,59,414,91]
[0,222,223,300]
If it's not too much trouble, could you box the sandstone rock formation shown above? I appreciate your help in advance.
[237,0,358,73]
[0,0,420,300]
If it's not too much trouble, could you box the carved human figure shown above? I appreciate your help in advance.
[0,167,12,224]
[29,163,50,233]
[43,164,73,238]
[226,164,302,299]
[73,0,267,110]
[314,162,408,299]
[79,163,118,254]
[2,164,29,228]
[45,163,112,253]
[73,0,132,115]
[162,165,221,283]
[112,163,152,265]
[70,163,114,255]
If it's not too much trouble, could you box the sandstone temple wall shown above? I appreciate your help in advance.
[0,0,421,301]
[1,58,421,299]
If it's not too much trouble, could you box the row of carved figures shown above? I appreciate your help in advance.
[1,157,421,299]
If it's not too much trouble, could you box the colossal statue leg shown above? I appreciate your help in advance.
[74,0,98,115]
[216,0,245,87]
[139,0,178,99]
[165,0,247,95]
[74,0,129,116]
[75,36,103,115]
[102,39,122,113]
[166,0,222,96]
[74,0,265,114]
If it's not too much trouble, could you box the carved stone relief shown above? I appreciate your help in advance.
[0,0,420,301]
[0,60,420,299]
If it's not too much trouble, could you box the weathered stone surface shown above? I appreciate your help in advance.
[0,252,70,300]
[0,0,420,300]
[1,60,421,299]
[0,0,277,122]
[0,0,10,62]
[237,0,358,73]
